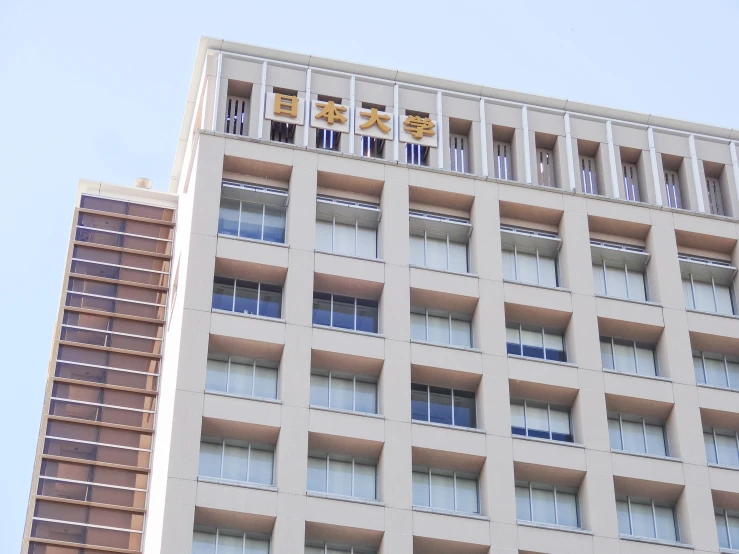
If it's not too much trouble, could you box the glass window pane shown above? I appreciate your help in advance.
[354,463,376,500]
[219,532,244,554]
[539,255,557,287]
[521,326,544,359]
[222,444,249,482]
[550,408,572,442]
[502,249,515,280]
[334,222,356,256]
[636,346,657,377]
[544,330,565,362]
[249,448,274,485]
[516,485,531,521]
[205,359,228,392]
[315,219,333,252]
[355,380,377,414]
[258,284,282,318]
[240,202,263,240]
[310,374,329,407]
[328,459,352,496]
[412,471,429,507]
[312,293,332,326]
[705,357,728,388]
[332,296,355,330]
[727,360,739,389]
[631,500,656,538]
[263,206,285,243]
[693,355,705,384]
[450,318,472,348]
[411,384,428,422]
[593,263,606,295]
[218,198,240,236]
[715,283,734,315]
[254,365,278,399]
[453,390,476,428]
[430,473,455,511]
[429,386,453,426]
[245,538,269,554]
[616,500,631,534]
[357,225,377,259]
[693,279,715,312]
[198,441,222,478]
[613,340,637,374]
[622,420,646,453]
[517,251,538,284]
[426,236,448,270]
[556,491,578,527]
[727,514,739,549]
[716,433,739,467]
[410,312,427,341]
[654,505,676,541]
[330,376,353,411]
[645,424,667,457]
[356,299,378,333]
[455,477,478,514]
[234,280,259,315]
[448,241,468,273]
[212,277,235,311]
[526,403,549,439]
[609,418,623,450]
[606,265,628,299]
[704,432,718,464]
[307,457,327,492]
[427,314,450,345]
[305,546,325,554]
[683,277,695,309]
[531,486,556,524]
[716,513,730,549]
[192,530,217,554]
[228,360,253,396]
[410,234,425,266]
[601,339,614,370]
[511,401,525,435]
[628,269,647,302]
[506,325,521,356]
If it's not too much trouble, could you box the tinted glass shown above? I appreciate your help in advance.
[429,386,453,425]
[332,296,355,330]
[233,280,258,315]
[312,293,331,326]
[411,384,428,421]
[263,206,286,243]
[356,299,378,333]
[453,390,476,428]
[212,277,234,311]
[258,284,282,318]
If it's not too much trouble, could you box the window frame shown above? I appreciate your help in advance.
[683,272,735,315]
[506,323,566,362]
[412,467,480,514]
[694,350,739,390]
[664,170,682,209]
[305,542,376,554]
[516,480,581,528]
[715,508,739,550]
[360,136,384,158]
[411,383,477,429]
[600,336,658,377]
[312,292,379,334]
[212,277,283,319]
[205,355,279,400]
[405,143,429,166]
[579,155,599,195]
[193,526,271,554]
[310,369,378,414]
[623,162,640,202]
[411,308,473,348]
[704,427,739,467]
[617,495,680,543]
[316,128,341,151]
[510,399,573,443]
[307,453,378,501]
[449,133,468,173]
[218,182,288,243]
[608,412,669,457]
[198,437,275,486]
[315,196,380,259]
[493,140,512,181]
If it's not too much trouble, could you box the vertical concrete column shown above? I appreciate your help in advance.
[563,114,577,192]
[688,135,706,213]
[606,121,620,199]
[479,99,489,178]
[647,128,664,207]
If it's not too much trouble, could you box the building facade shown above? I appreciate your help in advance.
[22,37,739,554]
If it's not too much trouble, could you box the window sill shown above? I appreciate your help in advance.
[709,462,739,472]
[312,324,383,338]
[513,435,584,449]
[602,368,671,382]
[697,383,739,393]
[409,264,478,278]
[315,249,384,264]
[721,548,739,554]
[306,491,384,506]
[204,390,282,405]
[412,505,488,521]
[611,449,682,463]
[217,233,289,248]
[212,309,285,323]
[516,520,591,535]
[594,294,661,308]
[197,476,277,492]
[503,279,569,293]
[309,404,383,419]
[507,354,576,368]
[412,419,485,434]
[619,534,693,549]
[686,308,738,320]
[411,339,481,353]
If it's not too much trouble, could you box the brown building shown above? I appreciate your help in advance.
[22,37,739,554]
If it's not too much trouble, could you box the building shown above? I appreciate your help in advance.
[21,36,739,554]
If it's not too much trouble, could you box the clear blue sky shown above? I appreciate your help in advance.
[0,0,736,550]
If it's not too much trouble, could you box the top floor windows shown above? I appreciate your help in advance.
[664,169,683,209]
[449,134,468,173]
[579,155,599,195]
[501,226,560,288]
[494,140,513,181]
[623,163,641,202]
[225,95,249,137]
[536,148,556,188]
[591,241,649,302]
[409,211,470,274]
[315,196,379,259]
[680,255,735,315]
[218,181,287,244]
[406,143,429,166]
[706,176,726,216]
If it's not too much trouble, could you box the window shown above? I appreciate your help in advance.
[360,136,384,158]
[307,453,377,500]
[315,196,379,259]
[225,96,249,137]
[270,121,295,143]
[704,427,739,467]
[312,293,378,333]
[409,211,470,273]
[600,337,657,377]
[494,141,512,180]
[510,399,573,442]
[205,355,278,400]
[198,438,274,486]
[449,134,468,173]
[623,163,640,202]
[608,413,668,457]
[591,241,649,302]
[310,370,377,414]
[316,129,340,151]
[506,323,566,362]
[412,467,479,514]
[406,143,429,166]
[305,543,375,554]
[580,156,599,195]
[682,273,735,316]
[537,148,556,187]
[411,308,473,348]
[501,226,560,288]
[411,384,476,428]
[516,481,579,528]
[715,509,739,550]
[616,496,679,542]
[694,351,739,390]
[218,182,287,243]
[706,176,725,216]
[664,170,682,209]
[212,277,282,319]
[193,527,269,554]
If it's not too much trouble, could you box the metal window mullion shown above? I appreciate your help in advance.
[701,352,708,384]
[624,264,631,299]
[642,417,648,454]
[735,430,739,465]
[352,375,357,412]
[261,204,266,240]
[220,440,226,479]
[232,278,237,312]
[633,340,640,376]
[242,530,246,554]
[536,249,541,285]
[246,443,251,483]
[690,274,696,310]
[446,234,450,271]
[453,472,458,511]
[351,458,355,497]
[627,496,634,535]
[256,282,261,316]
[712,277,719,313]
[513,245,519,281]
[216,528,220,553]
[727,510,733,549]
[427,384,431,422]
[714,427,720,465]
[251,360,256,397]
[451,389,456,426]
[331,215,336,253]
[725,355,731,389]
[448,313,452,345]
[330,294,334,327]
[425,309,429,342]
[619,414,624,451]
[529,482,534,521]
[610,337,616,371]
[541,327,546,360]
[328,371,332,408]
[651,500,658,539]
[603,259,609,296]
[553,486,559,525]
[226,356,232,394]
[237,200,243,236]
[523,399,528,436]
[423,230,428,267]
[355,219,358,256]
[354,298,358,331]
[428,468,433,507]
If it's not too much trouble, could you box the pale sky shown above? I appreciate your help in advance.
[0,0,737,550]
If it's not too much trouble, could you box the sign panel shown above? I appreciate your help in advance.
[265,92,305,124]
[354,107,394,140]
